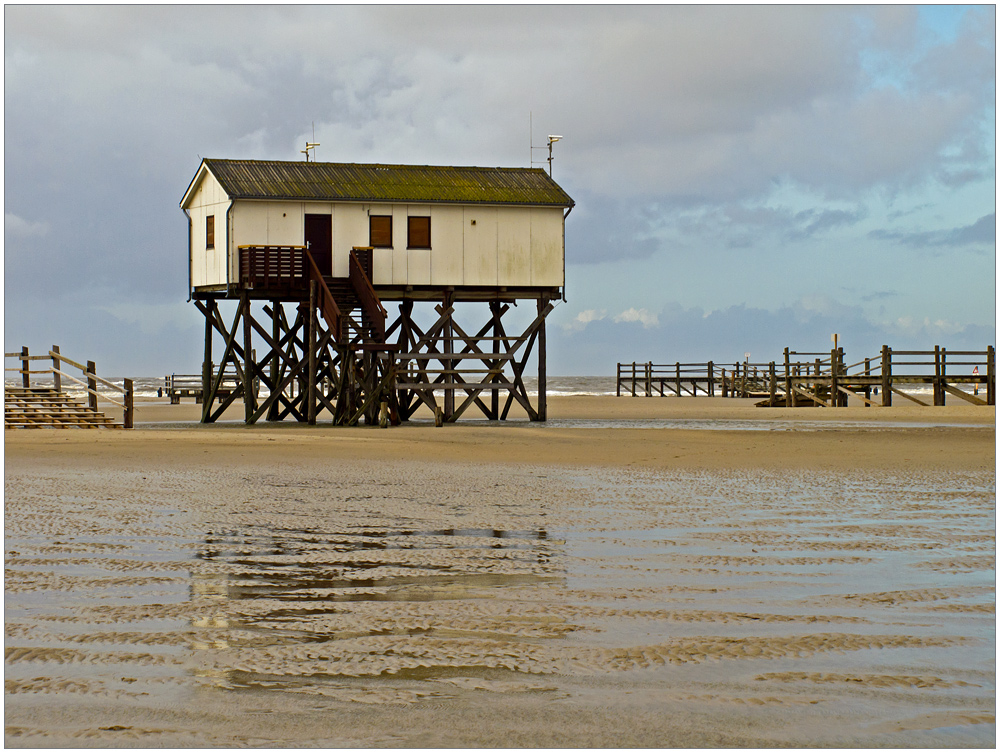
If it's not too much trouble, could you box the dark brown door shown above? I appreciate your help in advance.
[304,214,332,275]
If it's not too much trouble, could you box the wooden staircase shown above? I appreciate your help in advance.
[5,386,122,429]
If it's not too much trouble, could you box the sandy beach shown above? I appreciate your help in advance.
[4,396,995,747]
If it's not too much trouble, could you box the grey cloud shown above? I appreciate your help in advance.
[3,5,993,372]
[550,299,995,374]
[860,290,899,303]
[565,192,662,264]
[869,213,995,249]
[792,207,868,237]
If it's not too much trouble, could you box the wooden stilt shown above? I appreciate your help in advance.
[202,302,214,416]
[308,280,318,425]
[268,300,281,420]
[243,295,256,422]
[881,345,892,407]
[443,292,454,421]
[537,298,547,421]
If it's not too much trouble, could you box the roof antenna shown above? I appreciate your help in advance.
[529,114,562,176]
[302,122,320,162]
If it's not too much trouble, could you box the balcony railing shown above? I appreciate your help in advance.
[239,245,307,291]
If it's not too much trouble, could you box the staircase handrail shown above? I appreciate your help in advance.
[49,368,127,410]
[303,249,342,337]
[5,346,134,428]
[349,249,387,338]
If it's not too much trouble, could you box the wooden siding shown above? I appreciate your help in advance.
[187,168,231,288]
[192,195,565,291]
[463,206,499,286]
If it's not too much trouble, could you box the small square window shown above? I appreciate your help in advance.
[407,216,431,249]
[206,215,215,249]
[369,215,392,248]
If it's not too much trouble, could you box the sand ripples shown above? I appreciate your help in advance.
[4,460,994,746]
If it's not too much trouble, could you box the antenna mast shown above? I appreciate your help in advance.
[302,122,320,162]
[529,113,563,176]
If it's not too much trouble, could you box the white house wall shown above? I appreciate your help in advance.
[463,207,498,286]
[191,193,566,291]
[529,207,564,286]
[429,205,464,286]
[186,169,231,288]
[498,207,532,287]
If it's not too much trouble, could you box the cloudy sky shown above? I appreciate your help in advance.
[4,4,995,376]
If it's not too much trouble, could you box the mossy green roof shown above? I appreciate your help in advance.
[193,159,574,207]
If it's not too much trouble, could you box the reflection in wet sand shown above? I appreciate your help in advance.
[4,459,995,747]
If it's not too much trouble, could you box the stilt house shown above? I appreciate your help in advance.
[180,158,574,425]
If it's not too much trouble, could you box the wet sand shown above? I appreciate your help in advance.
[4,397,995,747]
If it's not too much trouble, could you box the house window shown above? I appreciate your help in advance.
[407,216,431,249]
[369,215,392,248]
[206,215,215,249]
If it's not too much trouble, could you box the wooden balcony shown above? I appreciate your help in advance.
[239,245,308,293]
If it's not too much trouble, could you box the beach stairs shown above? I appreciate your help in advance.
[4,386,121,429]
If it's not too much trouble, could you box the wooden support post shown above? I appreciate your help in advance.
[268,301,281,421]
[645,361,652,397]
[308,280,318,425]
[124,378,134,429]
[444,293,454,421]
[20,346,29,388]
[987,345,995,406]
[934,345,944,405]
[616,363,622,397]
[864,357,871,407]
[202,303,213,409]
[836,348,847,408]
[881,345,892,407]
[708,361,714,396]
[721,368,727,398]
[830,348,838,408]
[631,361,636,397]
[675,362,681,397]
[783,348,793,408]
[492,301,501,418]
[243,296,256,422]
[51,345,62,393]
[87,360,98,411]
[537,298,547,421]
[769,362,776,406]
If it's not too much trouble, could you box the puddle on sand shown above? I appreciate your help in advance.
[547,417,993,431]
[4,460,995,747]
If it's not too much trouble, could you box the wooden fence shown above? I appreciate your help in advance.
[5,345,134,427]
[617,345,995,407]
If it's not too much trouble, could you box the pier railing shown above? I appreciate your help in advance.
[5,345,134,427]
[165,364,247,405]
[616,345,995,407]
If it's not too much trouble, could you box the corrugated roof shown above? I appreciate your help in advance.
[194,159,574,207]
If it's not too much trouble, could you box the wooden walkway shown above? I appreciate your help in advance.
[617,345,995,407]
[5,346,134,428]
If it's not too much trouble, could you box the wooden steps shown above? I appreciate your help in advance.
[5,387,122,429]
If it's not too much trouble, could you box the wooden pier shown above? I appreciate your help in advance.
[617,345,995,407]
[164,365,249,405]
[5,346,134,428]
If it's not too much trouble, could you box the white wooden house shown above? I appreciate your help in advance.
[180,158,574,426]
[180,159,574,298]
